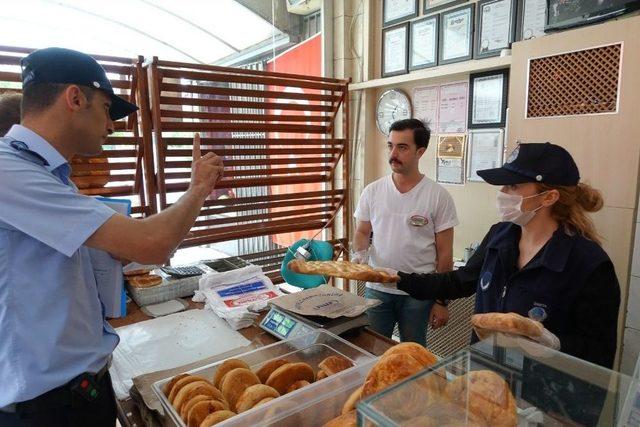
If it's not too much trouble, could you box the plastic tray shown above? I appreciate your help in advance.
[152,329,377,427]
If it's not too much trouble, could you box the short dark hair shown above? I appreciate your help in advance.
[389,118,431,149]
[0,92,22,135]
[21,83,94,117]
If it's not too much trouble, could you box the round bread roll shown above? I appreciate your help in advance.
[316,370,328,381]
[174,381,223,413]
[186,400,227,427]
[341,386,362,415]
[181,395,221,422]
[163,373,189,397]
[322,410,357,427]
[199,410,236,426]
[445,370,517,427]
[235,384,280,413]
[265,362,315,395]
[254,359,290,384]
[254,397,275,408]
[361,354,424,399]
[381,342,438,368]
[318,355,353,376]
[213,359,250,389]
[220,368,261,412]
[169,376,209,404]
[286,380,310,393]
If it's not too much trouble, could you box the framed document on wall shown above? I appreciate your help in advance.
[516,0,547,40]
[424,0,467,13]
[468,69,509,128]
[409,15,439,70]
[382,23,410,77]
[475,0,517,58]
[383,0,419,27]
[439,4,475,65]
[467,129,504,181]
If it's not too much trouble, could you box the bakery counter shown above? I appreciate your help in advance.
[108,299,397,427]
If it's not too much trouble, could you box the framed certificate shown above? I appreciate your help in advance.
[467,128,504,181]
[516,0,547,41]
[439,4,474,65]
[475,0,517,58]
[436,134,467,185]
[409,15,439,70]
[468,69,509,128]
[382,23,409,77]
[383,0,419,27]
[412,85,440,133]
[424,0,467,13]
[438,81,468,134]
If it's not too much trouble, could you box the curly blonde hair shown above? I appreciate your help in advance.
[538,182,604,245]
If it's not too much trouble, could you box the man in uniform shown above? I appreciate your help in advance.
[0,47,223,427]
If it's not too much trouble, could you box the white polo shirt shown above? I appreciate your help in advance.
[354,175,458,295]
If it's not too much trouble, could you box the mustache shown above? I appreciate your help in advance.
[389,158,402,165]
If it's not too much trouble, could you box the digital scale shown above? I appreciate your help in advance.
[259,303,370,340]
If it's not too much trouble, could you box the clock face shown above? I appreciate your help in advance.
[376,89,412,135]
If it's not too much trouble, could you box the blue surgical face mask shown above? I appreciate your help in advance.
[496,191,549,226]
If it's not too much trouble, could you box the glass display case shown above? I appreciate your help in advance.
[358,334,639,426]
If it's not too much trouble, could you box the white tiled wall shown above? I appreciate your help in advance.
[622,199,640,376]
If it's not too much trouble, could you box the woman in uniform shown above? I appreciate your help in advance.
[394,143,620,426]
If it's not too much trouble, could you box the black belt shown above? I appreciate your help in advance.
[0,361,111,414]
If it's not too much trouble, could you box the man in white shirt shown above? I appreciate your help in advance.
[353,119,458,346]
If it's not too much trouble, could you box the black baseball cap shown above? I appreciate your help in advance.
[21,47,139,121]
[477,142,580,186]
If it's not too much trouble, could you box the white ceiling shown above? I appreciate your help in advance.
[0,0,281,63]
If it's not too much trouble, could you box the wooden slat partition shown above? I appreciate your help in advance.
[0,46,155,217]
[146,57,350,255]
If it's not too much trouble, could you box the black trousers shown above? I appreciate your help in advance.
[0,372,117,427]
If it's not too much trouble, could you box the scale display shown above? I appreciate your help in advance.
[260,307,314,340]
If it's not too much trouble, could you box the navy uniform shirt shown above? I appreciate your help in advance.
[397,222,620,369]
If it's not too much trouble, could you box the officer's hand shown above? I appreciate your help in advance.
[189,133,224,195]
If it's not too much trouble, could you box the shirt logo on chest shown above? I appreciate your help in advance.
[409,215,429,227]
[480,271,492,291]
[528,304,548,322]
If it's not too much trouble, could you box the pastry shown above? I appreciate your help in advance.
[235,384,280,413]
[186,399,227,427]
[361,354,424,398]
[254,359,290,384]
[318,355,353,376]
[169,376,209,404]
[381,342,438,368]
[286,380,310,393]
[199,410,236,426]
[173,381,223,413]
[287,260,399,283]
[341,386,362,415]
[127,273,162,288]
[220,368,261,412]
[322,410,357,427]
[213,359,250,389]
[445,370,517,427]
[265,362,315,395]
[471,312,543,340]
[163,373,189,397]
